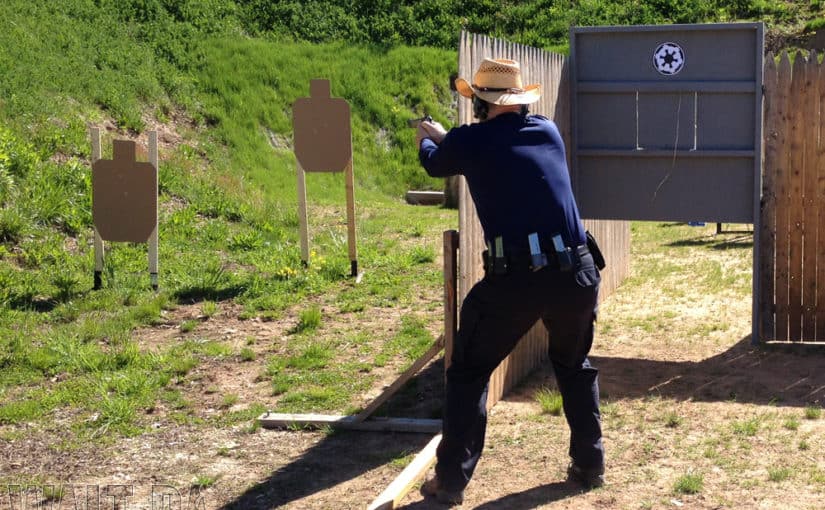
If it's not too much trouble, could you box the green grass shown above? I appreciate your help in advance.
[732,417,762,437]
[192,475,219,489]
[768,466,792,482]
[804,406,821,420]
[292,306,323,334]
[239,348,256,362]
[674,472,704,494]
[535,388,564,416]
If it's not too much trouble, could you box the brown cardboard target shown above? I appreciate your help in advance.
[293,79,352,172]
[92,140,158,242]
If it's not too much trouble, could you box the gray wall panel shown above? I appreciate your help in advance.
[638,92,697,150]
[577,93,637,148]
[577,157,754,222]
[697,94,755,149]
[575,28,756,82]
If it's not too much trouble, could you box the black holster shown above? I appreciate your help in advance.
[585,231,606,270]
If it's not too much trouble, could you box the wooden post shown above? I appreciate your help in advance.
[443,230,458,376]
[345,159,358,276]
[148,131,159,291]
[296,162,310,267]
[90,127,104,290]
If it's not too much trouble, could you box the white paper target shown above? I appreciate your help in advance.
[653,42,685,76]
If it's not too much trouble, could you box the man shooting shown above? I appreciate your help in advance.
[415,58,606,505]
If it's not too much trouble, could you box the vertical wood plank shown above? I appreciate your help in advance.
[788,54,806,341]
[760,53,778,340]
[802,51,819,339]
[817,52,825,342]
[774,52,793,340]
[443,230,459,375]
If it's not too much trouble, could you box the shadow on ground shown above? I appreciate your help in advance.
[508,336,825,407]
[219,429,433,509]
[219,360,445,509]
[394,481,581,510]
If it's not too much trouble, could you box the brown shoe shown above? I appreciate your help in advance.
[420,477,464,505]
[567,463,605,489]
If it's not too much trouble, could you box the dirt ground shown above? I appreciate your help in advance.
[3,228,825,510]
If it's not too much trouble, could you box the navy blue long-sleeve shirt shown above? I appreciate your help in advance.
[419,113,586,252]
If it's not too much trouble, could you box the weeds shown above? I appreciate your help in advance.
[768,467,791,482]
[535,388,563,416]
[804,406,821,420]
[192,475,219,489]
[292,306,322,334]
[674,472,704,495]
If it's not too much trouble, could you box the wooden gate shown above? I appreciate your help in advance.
[761,51,825,342]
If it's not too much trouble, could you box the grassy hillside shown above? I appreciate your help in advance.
[0,1,457,437]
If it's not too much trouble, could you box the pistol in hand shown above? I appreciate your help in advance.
[407,115,433,128]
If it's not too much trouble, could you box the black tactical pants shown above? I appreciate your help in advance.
[435,252,604,492]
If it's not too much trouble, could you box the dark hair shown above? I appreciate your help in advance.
[472,96,529,120]
[472,95,489,120]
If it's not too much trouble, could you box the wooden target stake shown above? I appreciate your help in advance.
[148,131,159,290]
[90,128,105,290]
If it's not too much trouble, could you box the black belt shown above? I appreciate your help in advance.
[483,244,590,275]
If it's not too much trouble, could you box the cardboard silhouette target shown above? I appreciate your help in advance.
[293,80,353,172]
[292,79,359,276]
[90,128,160,290]
[92,140,157,242]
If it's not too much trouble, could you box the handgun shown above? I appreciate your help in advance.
[407,115,433,128]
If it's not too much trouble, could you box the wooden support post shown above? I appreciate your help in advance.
[148,131,159,291]
[90,127,104,290]
[443,230,459,377]
[367,434,441,510]
[296,162,310,267]
[355,335,444,423]
[345,159,358,276]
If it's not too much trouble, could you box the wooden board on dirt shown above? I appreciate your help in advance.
[258,413,442,434]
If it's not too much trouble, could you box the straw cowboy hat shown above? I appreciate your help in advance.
[455,57,541,105]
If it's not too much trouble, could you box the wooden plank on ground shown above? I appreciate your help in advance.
[367,434,441,510]
[788,54,806,341]
[802,51,819,340]
[354,335,444,422]
[405,191,445,205]
[257,413,441,434]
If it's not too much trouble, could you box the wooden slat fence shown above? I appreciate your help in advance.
[457,32,632,407]
[761,51,825,342]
